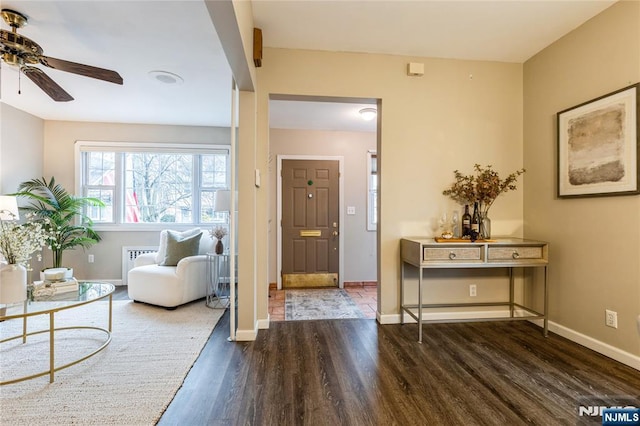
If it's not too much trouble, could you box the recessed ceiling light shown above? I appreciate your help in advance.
[359,107,377,121]
[148,70,184,85]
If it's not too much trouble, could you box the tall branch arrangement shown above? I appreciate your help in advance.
[442,164,525,212]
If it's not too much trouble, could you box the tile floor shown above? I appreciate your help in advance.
[268,281,377,321]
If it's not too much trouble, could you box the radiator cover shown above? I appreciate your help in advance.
[121,246,157,285]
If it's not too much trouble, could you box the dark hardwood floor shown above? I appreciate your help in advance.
[112,285,131,301]
[157,307,640,425]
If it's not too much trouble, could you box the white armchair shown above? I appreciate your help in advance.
[127,229,214,309]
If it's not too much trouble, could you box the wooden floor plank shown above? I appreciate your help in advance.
[156,306,639,425]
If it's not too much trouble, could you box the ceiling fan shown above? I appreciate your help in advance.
[0,8,123,102]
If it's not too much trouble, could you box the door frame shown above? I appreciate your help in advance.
[277,155,344,290]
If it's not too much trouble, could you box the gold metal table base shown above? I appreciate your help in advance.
[0,292,113,385]
[0,326,111,385]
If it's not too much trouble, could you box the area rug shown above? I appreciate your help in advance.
[285,289,364,320]
[0,300,223,425]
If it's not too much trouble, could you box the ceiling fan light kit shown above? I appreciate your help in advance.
[0,8,123,102]
[1,9,27,29]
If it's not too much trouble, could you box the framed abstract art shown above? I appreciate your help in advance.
[557,83,639,198]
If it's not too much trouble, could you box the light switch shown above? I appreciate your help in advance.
[255,169,261,187]
[347,206,356,215]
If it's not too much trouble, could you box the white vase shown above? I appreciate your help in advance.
[0,263,27,304]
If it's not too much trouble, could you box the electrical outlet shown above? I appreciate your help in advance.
[88,254,94,263]
[469,284,477,297]
[605,309,618,328]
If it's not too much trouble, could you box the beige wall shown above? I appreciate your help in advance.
[257,48,524,320]
[269,128,377,284]
[524,0,640,357]
[237,89,260,337]
[1,104,46,275]
[39,120,230,279]
[1,104,44,195]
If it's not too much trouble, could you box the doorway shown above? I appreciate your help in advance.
[268,96,379,321]
[281,158,340,288]
[277,155,344,289]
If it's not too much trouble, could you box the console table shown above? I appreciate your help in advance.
[400,237,549,343]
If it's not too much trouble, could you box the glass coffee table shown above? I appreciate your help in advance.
[0,281,114,385]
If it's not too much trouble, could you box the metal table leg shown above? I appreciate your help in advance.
[418,266,423,344]
[509,267,514,318]
[543,265,549,337]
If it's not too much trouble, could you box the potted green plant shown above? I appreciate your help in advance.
[11,177,103,275]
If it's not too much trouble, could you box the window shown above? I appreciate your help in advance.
[367,150,377,231]
[77,142,230,228]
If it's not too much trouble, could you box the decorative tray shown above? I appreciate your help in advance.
[434,237,496,243]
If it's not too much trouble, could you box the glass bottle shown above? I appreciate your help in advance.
[471,202,480,237]
[451,211,459,238]
[461,205,471,237]
[481,212,491,239]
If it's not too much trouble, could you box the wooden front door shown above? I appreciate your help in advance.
[282,159,340,288]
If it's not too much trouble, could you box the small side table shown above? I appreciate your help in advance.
[206,253,236,309]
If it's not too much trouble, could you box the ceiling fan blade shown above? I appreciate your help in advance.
[21,66,74,102]
[39,56,123,85]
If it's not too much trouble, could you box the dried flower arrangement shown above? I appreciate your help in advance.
[442,164,525,214]
[209,226,228,241]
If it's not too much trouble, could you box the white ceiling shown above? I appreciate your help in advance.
[253,0,616,63]
[270,100,379,133]
[0,1,232,127]
[0,0,617,131]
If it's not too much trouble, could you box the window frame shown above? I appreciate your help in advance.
[75,141,230,231]
[367,150,377,231]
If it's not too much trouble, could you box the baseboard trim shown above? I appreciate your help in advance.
[546,321,640,371]
[235,319,261,341]
[79,279,123,286]
[235,328,258,341]
[378,311,639,371]
[95,279,122,286]
[257,317,270,329]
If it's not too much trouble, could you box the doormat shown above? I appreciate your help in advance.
[285,289,365,320]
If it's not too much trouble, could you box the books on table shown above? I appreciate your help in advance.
[33,278,79,296]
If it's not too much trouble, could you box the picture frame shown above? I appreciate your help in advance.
[557,83,639,198]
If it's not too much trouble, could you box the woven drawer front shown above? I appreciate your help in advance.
[488,246,542,260]
[423,247,481,261]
